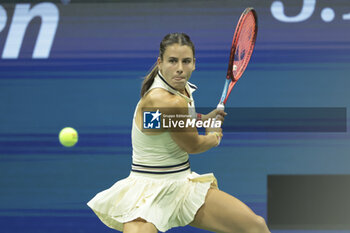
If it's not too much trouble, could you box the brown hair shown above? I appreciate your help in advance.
[140,33,195,97]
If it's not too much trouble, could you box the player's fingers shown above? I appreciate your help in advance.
[216,115,225,123]
[216,110,227,117]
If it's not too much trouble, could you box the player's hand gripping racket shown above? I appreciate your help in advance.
[217,8,258,113]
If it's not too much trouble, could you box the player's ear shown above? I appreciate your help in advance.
[157,57,162,68]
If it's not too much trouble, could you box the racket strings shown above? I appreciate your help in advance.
[232,12,257,79]
[223,9,257,104]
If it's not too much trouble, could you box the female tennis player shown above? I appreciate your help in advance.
[87,33,270,233]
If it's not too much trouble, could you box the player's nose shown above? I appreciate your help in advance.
[176,63,183,74]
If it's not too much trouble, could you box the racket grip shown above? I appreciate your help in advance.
[215,103,225,121]
[216,102,225,111]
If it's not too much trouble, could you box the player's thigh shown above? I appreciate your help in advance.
[123,218,158,233]
[190,188,268,233]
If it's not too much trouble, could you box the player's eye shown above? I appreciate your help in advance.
[169,59,177,63]
[183,59,191,64]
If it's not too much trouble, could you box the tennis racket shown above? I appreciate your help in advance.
[217,7,258,112]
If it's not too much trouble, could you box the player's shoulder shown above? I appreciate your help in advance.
[143,88,187,108]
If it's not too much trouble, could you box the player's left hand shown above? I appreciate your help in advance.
[203,109,227,123]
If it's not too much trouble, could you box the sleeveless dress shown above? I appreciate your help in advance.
[87,73,218,232]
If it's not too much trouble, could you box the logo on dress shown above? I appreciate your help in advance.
[143,110,162,129]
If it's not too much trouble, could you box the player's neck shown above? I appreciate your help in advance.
[158,71,186,95]
[179,89,189,97]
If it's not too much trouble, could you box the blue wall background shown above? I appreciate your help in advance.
[1,0,349,232]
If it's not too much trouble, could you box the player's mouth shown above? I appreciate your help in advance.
[173,76,186,82]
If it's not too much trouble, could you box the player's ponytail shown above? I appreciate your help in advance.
[140,63,158,97]
[140,32,195,97]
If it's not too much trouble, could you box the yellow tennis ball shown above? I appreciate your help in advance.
[59,127,78,147]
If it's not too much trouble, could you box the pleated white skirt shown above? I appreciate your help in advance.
[87,169,218,232]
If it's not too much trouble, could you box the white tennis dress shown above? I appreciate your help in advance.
[87,73,218,232]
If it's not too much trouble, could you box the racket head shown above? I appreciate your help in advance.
[227,7,258,82]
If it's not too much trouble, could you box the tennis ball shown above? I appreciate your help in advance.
[59,127,78,147]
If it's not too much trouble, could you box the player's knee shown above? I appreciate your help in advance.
[243,215,270,233]
[124,225,155,233]
[123,219,157,233]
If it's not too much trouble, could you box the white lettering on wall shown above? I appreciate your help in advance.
[271,0,316,23]
[1,3,59,59]
[0,5,7,32]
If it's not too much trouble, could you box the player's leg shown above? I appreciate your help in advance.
[123,218,158,233]
[190,189,270,233]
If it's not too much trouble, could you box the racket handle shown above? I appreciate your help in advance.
[216,102,225,111]
[215,103,225,121]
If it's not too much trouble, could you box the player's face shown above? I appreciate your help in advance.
[157,44,195,93]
